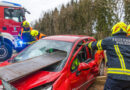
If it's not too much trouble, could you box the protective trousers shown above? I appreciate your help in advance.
[104,77,130,90]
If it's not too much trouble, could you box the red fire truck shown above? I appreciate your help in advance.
[0,1,29,61]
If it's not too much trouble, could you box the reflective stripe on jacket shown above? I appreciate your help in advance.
[18,27,36,43]
[18,27,33,39]
[88,34,130,80]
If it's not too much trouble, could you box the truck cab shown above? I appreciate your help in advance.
[0,1,26,38]
[0,1,28,61]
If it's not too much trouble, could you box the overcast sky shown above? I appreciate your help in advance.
[0,0,71,22]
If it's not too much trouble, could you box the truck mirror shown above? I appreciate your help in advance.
[21,9,25,16]
[23,8,31,14]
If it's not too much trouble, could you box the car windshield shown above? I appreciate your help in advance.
[12,39,73,71]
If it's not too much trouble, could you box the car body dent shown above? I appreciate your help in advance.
[12,71,61,90]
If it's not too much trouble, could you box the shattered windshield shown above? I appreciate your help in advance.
[14,39,72,62]
[13,39,73,71]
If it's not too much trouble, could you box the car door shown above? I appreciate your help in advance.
[83,39,99,88]
[68,40,93,90]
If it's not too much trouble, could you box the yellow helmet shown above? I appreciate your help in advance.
[127,25,130,34]
[30,30,39,36]
[112,22,127,35]
[22,21,30,28]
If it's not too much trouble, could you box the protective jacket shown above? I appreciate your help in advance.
[88,34,130,80]
[36,33,46,40]
[18,27,36,44]
[128,34,130,38]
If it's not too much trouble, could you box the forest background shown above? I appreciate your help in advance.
[33,0,130,40]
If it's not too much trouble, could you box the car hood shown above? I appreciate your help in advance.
[0,61,10,67]
[12,71,61,90]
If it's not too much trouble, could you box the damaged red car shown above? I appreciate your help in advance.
[0,35,105,90]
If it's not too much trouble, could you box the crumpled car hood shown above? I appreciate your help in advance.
[12,71,61,90]
[0,61,10,67]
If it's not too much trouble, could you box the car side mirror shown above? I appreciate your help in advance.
[76,62,90,76]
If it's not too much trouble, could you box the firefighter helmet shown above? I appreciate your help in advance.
[127,25,130,34]
[22,21,30,28]
[30,30,39,36]
[112,22,127,35]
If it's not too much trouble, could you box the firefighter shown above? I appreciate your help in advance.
[84,22,130,90]
[127,25,130,37]
[30,30,46,40]
[17,21,36,51]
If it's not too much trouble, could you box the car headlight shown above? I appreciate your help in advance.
[2,80,17,90]
[43,85,52,90]
[0,85,3,90]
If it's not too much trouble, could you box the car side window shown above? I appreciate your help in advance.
[77,47,87,62]
[71,43,87,72]
[83,39,96,60]
[88,48,96,59]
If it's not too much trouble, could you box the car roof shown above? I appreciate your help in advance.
[43,35,95,42]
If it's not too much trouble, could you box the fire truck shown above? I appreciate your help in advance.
[0,1,29,61]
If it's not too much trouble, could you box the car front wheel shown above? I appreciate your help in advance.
[0,42,13,61]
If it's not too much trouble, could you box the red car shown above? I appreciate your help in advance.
[0,35,105,90]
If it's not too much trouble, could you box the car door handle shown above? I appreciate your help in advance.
[76,68,90,76]
[76,71,81,76]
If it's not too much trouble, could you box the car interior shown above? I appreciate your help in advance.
[71,40,96,72]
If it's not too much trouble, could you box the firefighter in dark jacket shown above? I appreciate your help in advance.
[84,22,130,90]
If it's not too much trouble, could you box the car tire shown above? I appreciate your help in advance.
[99,60,105,76]
[0,42,13,61]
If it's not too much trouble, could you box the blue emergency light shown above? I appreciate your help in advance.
[2,1,22,7]
[16,39,23,46]
[19,40,23,45]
